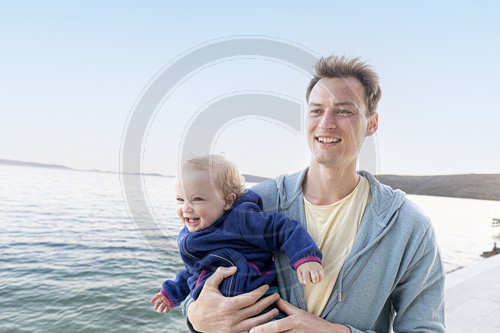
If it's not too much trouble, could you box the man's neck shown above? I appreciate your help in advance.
[302,162,360,205]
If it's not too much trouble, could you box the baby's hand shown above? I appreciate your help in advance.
[149,292,172,315]
[297,261,324,286]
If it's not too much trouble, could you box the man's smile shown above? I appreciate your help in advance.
[316,136,342,144]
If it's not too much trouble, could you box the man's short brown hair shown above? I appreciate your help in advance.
[306,55,382,115]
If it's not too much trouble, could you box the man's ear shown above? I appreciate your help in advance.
[366,112,379,136]
[224,193,237,210]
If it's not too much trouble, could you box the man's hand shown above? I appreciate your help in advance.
[249,298,350,333]
[188,266,280,333]
[296,261,324,286]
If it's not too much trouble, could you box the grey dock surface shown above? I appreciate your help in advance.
[446,254,500,332]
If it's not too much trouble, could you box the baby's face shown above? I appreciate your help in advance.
[174,168,231,233]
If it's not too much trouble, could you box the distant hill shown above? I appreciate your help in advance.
[375,174,500,201]
[0,158,259,181]
[0,159,73,170]
[2,158,499,201]
[243,174,269,183]
[0,158,166,177]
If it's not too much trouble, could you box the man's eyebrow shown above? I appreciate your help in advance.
[334,102,356,107]
[309,102,323,107]
[308,101,357,107]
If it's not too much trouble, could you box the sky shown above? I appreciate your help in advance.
[1,1,499,178]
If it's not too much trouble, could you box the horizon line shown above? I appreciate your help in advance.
[1,157,498,178]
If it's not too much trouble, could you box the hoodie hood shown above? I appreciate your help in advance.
[272,168,405,228]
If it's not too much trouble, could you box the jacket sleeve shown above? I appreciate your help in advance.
[347,224,445,333]
[161,267,193,308]
[233,203,322,270]
[390,223,445,333]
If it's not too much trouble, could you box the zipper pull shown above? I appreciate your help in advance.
[338,292,342,303]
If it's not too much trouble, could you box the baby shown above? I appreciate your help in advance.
[150,155,324,315]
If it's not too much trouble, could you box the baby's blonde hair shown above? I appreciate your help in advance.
[184,155,246,199]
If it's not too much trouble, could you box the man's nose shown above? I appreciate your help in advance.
[319,110,337,130]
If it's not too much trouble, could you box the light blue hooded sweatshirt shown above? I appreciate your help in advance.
[184,169,445,333]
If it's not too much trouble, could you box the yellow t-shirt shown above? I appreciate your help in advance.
[303,175,371,316]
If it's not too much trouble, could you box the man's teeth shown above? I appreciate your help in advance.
[317,137,341,143]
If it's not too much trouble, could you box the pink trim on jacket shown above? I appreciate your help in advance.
[160,289,175,309]
[248,262,273,277]
[293,256,322,270]
[195,269,208,289]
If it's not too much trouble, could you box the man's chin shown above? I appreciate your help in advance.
[311,154,341,167]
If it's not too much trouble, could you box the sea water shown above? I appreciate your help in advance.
[1,165,499,332]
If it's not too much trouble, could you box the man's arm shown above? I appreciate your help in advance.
[389,223,445,333]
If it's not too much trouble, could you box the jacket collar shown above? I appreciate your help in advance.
[276,167,406,228]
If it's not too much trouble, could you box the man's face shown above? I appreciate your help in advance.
[306,77,378,170]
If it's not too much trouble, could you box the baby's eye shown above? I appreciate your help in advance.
[176,197,184,203]
[193,197,204,201]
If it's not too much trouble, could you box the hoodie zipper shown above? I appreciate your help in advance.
[322,213,396,319]
[337,243,378,303]
[208,254,236,296]
[320,202,401,318]
[317,243,379,319]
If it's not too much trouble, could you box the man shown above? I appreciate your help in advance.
[183,56,445,332]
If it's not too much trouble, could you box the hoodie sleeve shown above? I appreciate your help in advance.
[389,223,445,333]
[161,267,193,308]
[233,202,322,270]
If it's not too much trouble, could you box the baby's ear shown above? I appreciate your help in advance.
[224,193,237,210]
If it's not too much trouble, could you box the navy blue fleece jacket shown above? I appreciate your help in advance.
[161,189,322,308]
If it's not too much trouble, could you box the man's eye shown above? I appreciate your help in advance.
[338,109,352,115]
[310,109,321,114]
